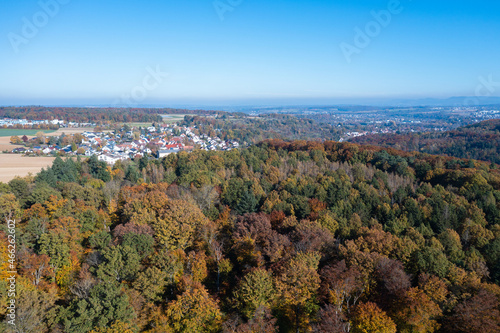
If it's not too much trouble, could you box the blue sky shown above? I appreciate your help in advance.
[0,0,499,106]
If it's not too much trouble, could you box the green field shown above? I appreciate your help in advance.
[0,129,57,137]
[161,114,191,124]
[122,122,154,128]
[122,115,191,128]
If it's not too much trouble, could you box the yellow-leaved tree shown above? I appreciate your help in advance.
[275,251,321,332]
[90,321,134,333]
[153,199,208,250]
[351,302,397,333]
[165,281,222,333]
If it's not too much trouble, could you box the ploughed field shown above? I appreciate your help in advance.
[0,129,56,137]
[0,128,93,182]
[0,154,55,183]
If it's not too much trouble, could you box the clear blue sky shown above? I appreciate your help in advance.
[1,0,499,106]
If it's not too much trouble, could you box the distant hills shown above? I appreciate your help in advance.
[351,119,500,164]
[387,96,500,107]
[4,96,500,110]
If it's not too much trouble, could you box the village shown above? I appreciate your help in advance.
[1,117,96,128]
[6,122,242,164]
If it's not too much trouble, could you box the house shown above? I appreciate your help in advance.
[157,149,180,158]
[164,144,183,150]
[98,154,127,165]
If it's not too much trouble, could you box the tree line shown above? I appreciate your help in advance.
[352,119,500,164]
[0,107,217,125]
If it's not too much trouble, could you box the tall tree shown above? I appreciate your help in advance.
[445,289,500,333]
[351,302,397,333]
[235,268,276,319]
[165,281,222,333]
[60,281,136,333]
[276,252,321,332]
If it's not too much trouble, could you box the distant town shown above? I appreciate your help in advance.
[3,117,242,164]
[3,106,500,163]
[0,117,96,128]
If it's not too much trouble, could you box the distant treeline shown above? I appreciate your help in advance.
[181,113,342,143]
[352,119,500,164]
[0,106,218,125]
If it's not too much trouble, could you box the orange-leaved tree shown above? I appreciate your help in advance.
[351,302,397,333]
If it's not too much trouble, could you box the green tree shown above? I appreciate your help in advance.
[8,177,29,205]
[133,267,167,302]
[235,188,258,215]
[24,183,61,208]
[125,165,140,183]
[60,281,136,333]
[38,231,71,270]
[87,155,111,182]
[411,246,451,278]
[96,245,141,282]
[235,268,276,319]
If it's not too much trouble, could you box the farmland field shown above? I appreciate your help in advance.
[122,115,190,128]
[46,127,94,136]
[0,128,93,182]
[0,136,23,151]
[122,122,154,128]
[161,114,191,123]
[0,154,55,183]
[0,129,57,137]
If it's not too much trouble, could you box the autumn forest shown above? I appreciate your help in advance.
[1,136,500,332]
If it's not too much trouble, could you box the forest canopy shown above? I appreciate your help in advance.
[1,140,500,332]
[352,119,500,164]
[0,106,216,125]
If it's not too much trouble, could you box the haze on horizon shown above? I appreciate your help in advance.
[1,0,499,107]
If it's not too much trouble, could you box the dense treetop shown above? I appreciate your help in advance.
[181,114,343,143]
[352,119,500,164]
[0,107,216,125]
[1,140,499,332]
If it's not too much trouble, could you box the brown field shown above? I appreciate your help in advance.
[0,136,23,151]
[0,128,96,183]
[0,127,107,182]
[0,127,93,150]
[0,154,55,183]
[46,127,94,136]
